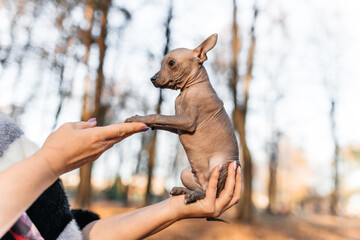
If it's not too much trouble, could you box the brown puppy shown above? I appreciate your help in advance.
[126,34,240,204]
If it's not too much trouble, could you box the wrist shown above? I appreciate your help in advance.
[34,149,63,179]
[167,195,188,220]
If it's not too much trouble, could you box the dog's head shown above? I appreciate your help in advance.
[150,34,218,90]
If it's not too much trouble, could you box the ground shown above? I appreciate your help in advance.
[90,201,360,240]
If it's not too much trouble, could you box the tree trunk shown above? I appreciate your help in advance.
[233,108,253,221]
[231,0,258,222]
[135,133,147,174]
[144,0,173,205]
[75,0,111,209]
[267,132,279,214]
[329,100,339,215]
[145,129,158,204]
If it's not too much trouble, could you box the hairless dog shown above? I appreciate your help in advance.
[126,34,240,205]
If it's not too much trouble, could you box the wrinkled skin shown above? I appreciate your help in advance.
[126,34,240,204]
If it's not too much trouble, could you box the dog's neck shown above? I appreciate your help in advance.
[179,66,210,92]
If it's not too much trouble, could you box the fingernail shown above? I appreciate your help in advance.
[219,164,223,171]
[141,126,150,131]
[238,167,241,174]
[233,161,237,169]
[87,118,96,122]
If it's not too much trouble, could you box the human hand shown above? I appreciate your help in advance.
[170,161,242,220]
[36,119,149,176]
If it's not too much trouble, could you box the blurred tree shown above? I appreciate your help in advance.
[264,14,287,214]
[0,0,54,121]
[230,0,259,222]
[144,0,173,205]
[75,0,113,209]
[104,175,128,202]
[316,5,342,215]
[74,0,134,208]
[134,98,153,180]
[329,99,340,215]
[267,131,281,214]
[321,31,341,216]
[265,68,285,214]
[49,0,132,209]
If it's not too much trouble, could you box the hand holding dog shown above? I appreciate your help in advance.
[170,161,242,220]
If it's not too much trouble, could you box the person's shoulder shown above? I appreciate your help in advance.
[0,113,24,157]
[0,113,39,171]
[0,113,23,134]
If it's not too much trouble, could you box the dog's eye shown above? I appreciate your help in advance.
[168,60,175,67]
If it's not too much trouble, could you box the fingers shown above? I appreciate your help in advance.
[96,122,148,140]
[205,165,220,200]
[216,161,237,208]
[221,165,242,213]
[72,120,97,129]
[117,122,149,138]
[233,167,242,204]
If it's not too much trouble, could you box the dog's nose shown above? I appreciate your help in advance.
[150,72,159,82]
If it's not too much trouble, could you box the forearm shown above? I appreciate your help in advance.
[82,198,179,240]
[146,114,196,132]
[152,126,178,134]
[0,152,57,236]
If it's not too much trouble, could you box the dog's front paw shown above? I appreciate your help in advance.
[125,115,144,123]
[184,190,206,204]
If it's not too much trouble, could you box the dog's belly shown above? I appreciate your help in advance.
[179,111,239,185]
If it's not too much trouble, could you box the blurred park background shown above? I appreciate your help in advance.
[1,0,360,239]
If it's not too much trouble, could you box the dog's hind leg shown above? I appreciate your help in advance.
[170,187,205,204]
[180,168,203,191]
[170,187,189,196]
[170,187,206,204]
[170,168,199,196]
[184,190,206,204]
[179,168,206,204]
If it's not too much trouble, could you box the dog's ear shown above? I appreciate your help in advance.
[193,33,218,63]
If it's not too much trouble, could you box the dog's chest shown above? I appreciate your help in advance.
[175,94,188,114]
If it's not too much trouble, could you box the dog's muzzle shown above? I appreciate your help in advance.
[150,72,159,83]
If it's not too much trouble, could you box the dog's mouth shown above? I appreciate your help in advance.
[151,80,161,88]
[152,79,176,89]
